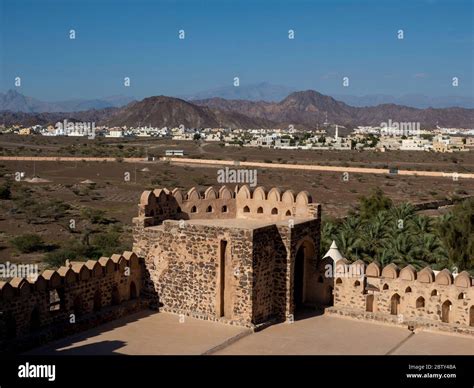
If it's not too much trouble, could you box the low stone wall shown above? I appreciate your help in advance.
[332,261,474,336]
[326,306,474,337]
[0,251,146,353]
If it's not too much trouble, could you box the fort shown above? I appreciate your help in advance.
[0,184,473,353]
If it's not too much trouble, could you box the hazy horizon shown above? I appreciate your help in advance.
[1,0,473,101]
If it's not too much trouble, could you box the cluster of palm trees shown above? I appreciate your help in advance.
[320,188,473,273]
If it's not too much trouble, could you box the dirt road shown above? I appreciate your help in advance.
[0,156,472,179]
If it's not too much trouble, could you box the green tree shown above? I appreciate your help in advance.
[357,188,392,219]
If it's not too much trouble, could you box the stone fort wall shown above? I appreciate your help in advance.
[0,252,144,353]
[135,185,320,224]
[133,185,322,328]
[328,260,474,335]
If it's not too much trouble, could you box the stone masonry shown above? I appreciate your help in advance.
[0,252,144,352]
[133,185,322,328]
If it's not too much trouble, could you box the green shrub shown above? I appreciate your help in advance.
[11,234,45,253]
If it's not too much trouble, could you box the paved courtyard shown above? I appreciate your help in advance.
[28,310,474,355]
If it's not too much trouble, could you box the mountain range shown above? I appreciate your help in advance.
[0,90,135,113]
[192,91,474,129]
[180,82,474,109]
[3,83,473,114]
[1,90,473,129]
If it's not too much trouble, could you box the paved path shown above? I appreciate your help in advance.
[27,311,474,355]
[0,156,472,179]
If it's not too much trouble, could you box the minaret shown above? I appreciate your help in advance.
[335,125,339,141]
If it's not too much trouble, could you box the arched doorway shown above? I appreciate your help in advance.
[390,294,400,315]
[366,294,374,312]
[441,300,452,323]
[130,281,138,300]
[294,239,316,310]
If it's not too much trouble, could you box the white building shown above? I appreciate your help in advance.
[400,138,431,151]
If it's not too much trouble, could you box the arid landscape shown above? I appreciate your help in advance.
[0,135,471,271]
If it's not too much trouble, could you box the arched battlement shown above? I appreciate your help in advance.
[30,275,47,292]
[436,269,453,286]
[71,263,91,281]
[252,186,267,201]
[400,265,417,281]
[98,257,115,274]
[134,185,321,226]
[382,263,399,279]
[418,267,435,284]
[57,267,76,285]
[42,270,62,289]
[204,186,218,200]
[0,282,14,300]
[0,251,144,351]
[111,254,127,271]
[366,262,381,277]
[10,278,30,297]
[333,262,473,332]
[85,260,103,278]
[455,271,472,288]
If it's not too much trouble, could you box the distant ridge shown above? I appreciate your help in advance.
[1,90,473,129]
[194,90,474,128]
[0,90,135,113]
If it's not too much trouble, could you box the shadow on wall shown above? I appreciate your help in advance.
[142,266,162,311]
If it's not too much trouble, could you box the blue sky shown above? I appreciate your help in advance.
[0,0,473,100]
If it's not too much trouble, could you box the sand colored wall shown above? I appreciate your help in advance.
[0,252,144,352]
[332,261,474,335]
[137,185,319,224]
[133,185,322,327]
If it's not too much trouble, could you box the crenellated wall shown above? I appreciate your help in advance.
[329,260,474,335]
[0,252,145,353]
[134,185,320,228]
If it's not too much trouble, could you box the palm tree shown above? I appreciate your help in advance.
[336,230,363,261]
[360,220,388,260]
[409,215,433,235]
[381,233,416,267]
[388,203,415,226]
[411,233,448,270]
